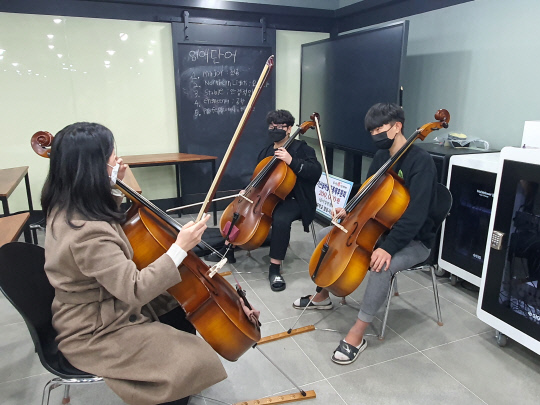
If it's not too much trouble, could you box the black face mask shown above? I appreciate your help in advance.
[268,128,287,143]
[372,126,396,150]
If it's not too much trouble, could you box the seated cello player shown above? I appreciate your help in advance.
[293,103,439,365]
[42,122,226,405]
[207,109,322,292]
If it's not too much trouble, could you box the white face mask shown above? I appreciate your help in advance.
[107,162,120,186]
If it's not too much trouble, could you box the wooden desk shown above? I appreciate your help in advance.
[0,166,36,243]
[0,212,30,247]
[121,153,218,225]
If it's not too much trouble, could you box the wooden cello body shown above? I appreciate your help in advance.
[309,109,450,297]
[219,115,318,251]
[120,194,261,362]
[220,156,296,251]
[309,171,409,297]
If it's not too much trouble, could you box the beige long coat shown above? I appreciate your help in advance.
[44,211,227,405]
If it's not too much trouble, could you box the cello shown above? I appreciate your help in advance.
[219,114,318,251]
[31,57,275,362]
[31,130,260,361]
[309,109,450,297]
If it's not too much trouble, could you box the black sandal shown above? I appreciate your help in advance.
[331,339,367,365]
[269,273,286,292]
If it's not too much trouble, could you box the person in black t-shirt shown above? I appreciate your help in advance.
[293,103,438,365]
[207,109,322,292]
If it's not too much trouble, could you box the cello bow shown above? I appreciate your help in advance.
[195,55,274,222]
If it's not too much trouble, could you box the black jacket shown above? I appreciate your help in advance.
[258,140,322,232]
[366,145,438,256]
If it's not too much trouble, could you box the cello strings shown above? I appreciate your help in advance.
[116,179,224,257]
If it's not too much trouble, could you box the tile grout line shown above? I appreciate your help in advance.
[266,376,349,405]
[377,314,495,361]
[419,351,489,404]
[420,330,493,353]
[285,324,351,405]
[0,371,52,386]
[0,320,25,328]
[328,351,419,380]
[431,288,479,316]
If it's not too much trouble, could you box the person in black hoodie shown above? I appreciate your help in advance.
[207,109,322,291]
[293,103,438,365]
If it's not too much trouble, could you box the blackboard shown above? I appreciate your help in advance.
[300,21,408,155]
[177,44,274,199]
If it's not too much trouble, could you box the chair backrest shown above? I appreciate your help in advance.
[431,183,453,231]
[0,242,62,375]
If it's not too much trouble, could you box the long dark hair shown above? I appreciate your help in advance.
[41,122,125,228]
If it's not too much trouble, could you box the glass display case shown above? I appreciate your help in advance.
[478,147,540,354]
[438,153,500,286]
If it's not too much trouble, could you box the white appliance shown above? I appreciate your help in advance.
[522,121,540,149]
[477,147,540,354]
[438,153,500,286]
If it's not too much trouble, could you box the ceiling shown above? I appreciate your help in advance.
[224,0,365,10]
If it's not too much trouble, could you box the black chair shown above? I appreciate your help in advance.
[0,242,103,405]
[378,183,453,340]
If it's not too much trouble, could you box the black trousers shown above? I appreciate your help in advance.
[157,306,196,405]
[269,198,302,261]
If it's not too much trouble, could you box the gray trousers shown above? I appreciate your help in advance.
[316,226,430,323]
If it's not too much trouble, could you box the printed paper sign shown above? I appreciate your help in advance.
[315,173,354,220]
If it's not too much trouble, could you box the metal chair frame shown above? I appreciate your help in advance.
[377,183,452,340]
[378,263,443,340]
[42,377,104,405]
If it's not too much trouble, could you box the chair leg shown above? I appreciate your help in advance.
[393,275,399,296]
[62,385,71,404]
[430,266,444,326]
[378,275,397,340]
[310,222,318,248]
[41,378,61,405]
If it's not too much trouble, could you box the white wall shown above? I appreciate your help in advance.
[275,30,330,170]
[0,12,179,213]
[0,12,330,214]
[275,30,330,122]
[400,0,539,148]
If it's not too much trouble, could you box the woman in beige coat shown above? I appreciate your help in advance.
[42,122,227,405]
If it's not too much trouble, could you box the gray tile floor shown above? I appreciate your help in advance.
[2,217,540,405]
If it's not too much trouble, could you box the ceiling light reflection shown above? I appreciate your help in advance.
[48,45,55,50]
[120,33,128,41]
[47,34,54,39]
[53,18,62,24]
[106,50,115,56]
[57,54,63,58]
[0,49,5,55]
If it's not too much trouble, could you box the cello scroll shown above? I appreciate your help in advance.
[31,131,54,158]
[416,109,450,141]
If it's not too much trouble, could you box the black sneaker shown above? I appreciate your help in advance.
[205,246,236,264]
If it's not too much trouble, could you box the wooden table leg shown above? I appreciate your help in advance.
[175,163,182,219]
[1,197,9,216]
[24,173,38,244]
